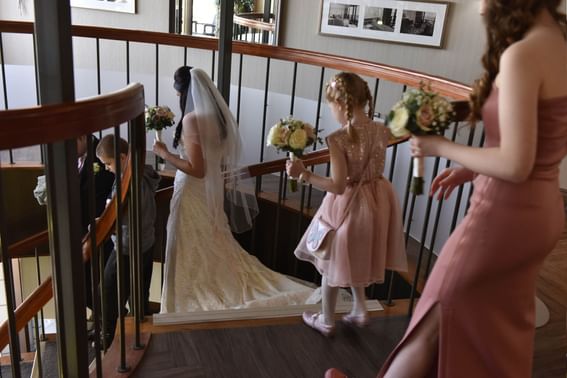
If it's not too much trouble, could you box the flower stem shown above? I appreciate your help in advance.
[289,152,299,193]
[411,157,424,195]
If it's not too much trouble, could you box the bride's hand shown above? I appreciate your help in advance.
[286,159,306,179]
[153,141,169,159]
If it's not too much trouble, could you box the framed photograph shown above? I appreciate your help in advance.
[71,0,136,14]
[320,0,449,48]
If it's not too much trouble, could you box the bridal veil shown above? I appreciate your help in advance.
[187,68,258,233]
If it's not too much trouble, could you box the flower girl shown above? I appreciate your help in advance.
[286,72,408,336]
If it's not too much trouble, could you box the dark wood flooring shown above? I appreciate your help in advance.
[133,316,409,378]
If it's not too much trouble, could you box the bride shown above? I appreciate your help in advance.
[153,66,315,313]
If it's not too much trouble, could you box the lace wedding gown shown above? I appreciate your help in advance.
[160,167,317,313]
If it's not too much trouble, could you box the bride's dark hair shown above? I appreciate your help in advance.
[173,66,193,148]
[469,0,566,123]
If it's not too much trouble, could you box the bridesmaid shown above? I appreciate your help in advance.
[378,0,567,377]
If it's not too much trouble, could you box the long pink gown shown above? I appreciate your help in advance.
[379,87,567,377]
[294,121,408,287]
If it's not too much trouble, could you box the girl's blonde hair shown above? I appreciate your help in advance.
[325,72,374,141]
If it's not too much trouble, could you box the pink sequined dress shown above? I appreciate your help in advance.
[379,87,567,377]
[294,121,408,287]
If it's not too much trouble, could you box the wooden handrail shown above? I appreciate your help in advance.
[0,278,53,349]
[234,15,276,32]
[0,21,471,100]
[0,83,144,150]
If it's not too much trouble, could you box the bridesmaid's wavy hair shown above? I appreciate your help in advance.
[172,66,193,148]
[469,0,567,123]
[325,72,374,142]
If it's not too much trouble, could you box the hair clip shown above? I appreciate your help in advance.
[330,80,337,89]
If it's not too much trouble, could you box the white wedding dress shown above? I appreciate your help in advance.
[160,167,317,313]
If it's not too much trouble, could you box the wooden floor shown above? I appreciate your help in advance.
[134,316,408,378]
[109,228,567,378]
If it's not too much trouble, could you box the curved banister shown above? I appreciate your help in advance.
[0,83,144,150]
[0,80,144,351]
[7,230,49,258]
[0,278,53,349]
[0,21,471,100]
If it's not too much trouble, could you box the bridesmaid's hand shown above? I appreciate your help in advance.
[153,141,169,160]
[430,167,475,200]
[410,135,447,157]
[286,159,306,179]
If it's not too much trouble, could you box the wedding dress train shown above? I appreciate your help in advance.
[160,171,317,313]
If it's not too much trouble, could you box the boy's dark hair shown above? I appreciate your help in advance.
[96,134,129,158]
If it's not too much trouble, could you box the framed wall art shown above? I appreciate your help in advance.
[320,0,449,47]
[71,0,136,14]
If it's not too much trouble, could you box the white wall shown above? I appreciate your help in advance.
[0,0,168,31]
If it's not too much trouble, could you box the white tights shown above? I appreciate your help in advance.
[321,276,368,326]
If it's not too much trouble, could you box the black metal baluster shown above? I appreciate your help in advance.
[211,50,216,81]
[0,34,14,164]
[306,67,325,210]
[113,127,130,373]
[96,38,103,139]
[236,54,243,123]
[424,124,459,278]
[86,135,103,377]
[154,43,160,170]
[0,171,22,378]
[34,248,46,341]
[255,57,271,194]
[450,125,477,233]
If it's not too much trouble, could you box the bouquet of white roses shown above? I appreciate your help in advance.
[266,116,321,192]
[387,83,455,195]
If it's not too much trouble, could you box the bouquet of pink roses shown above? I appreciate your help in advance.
[266,116,321,192]
[145,105,175,168]
[386,83,455,195]
[145,105,175,142]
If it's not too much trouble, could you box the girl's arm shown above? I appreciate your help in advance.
[153,113,205,178]
[287,137,348,195]
[413,43,540,183]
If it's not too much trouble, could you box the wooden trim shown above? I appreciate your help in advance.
[8,230,49,258]
[0,83,144,150]
[0,21,471,100]
[0,163,44,170]
[0,278,53,349]
[234,15,275,32]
